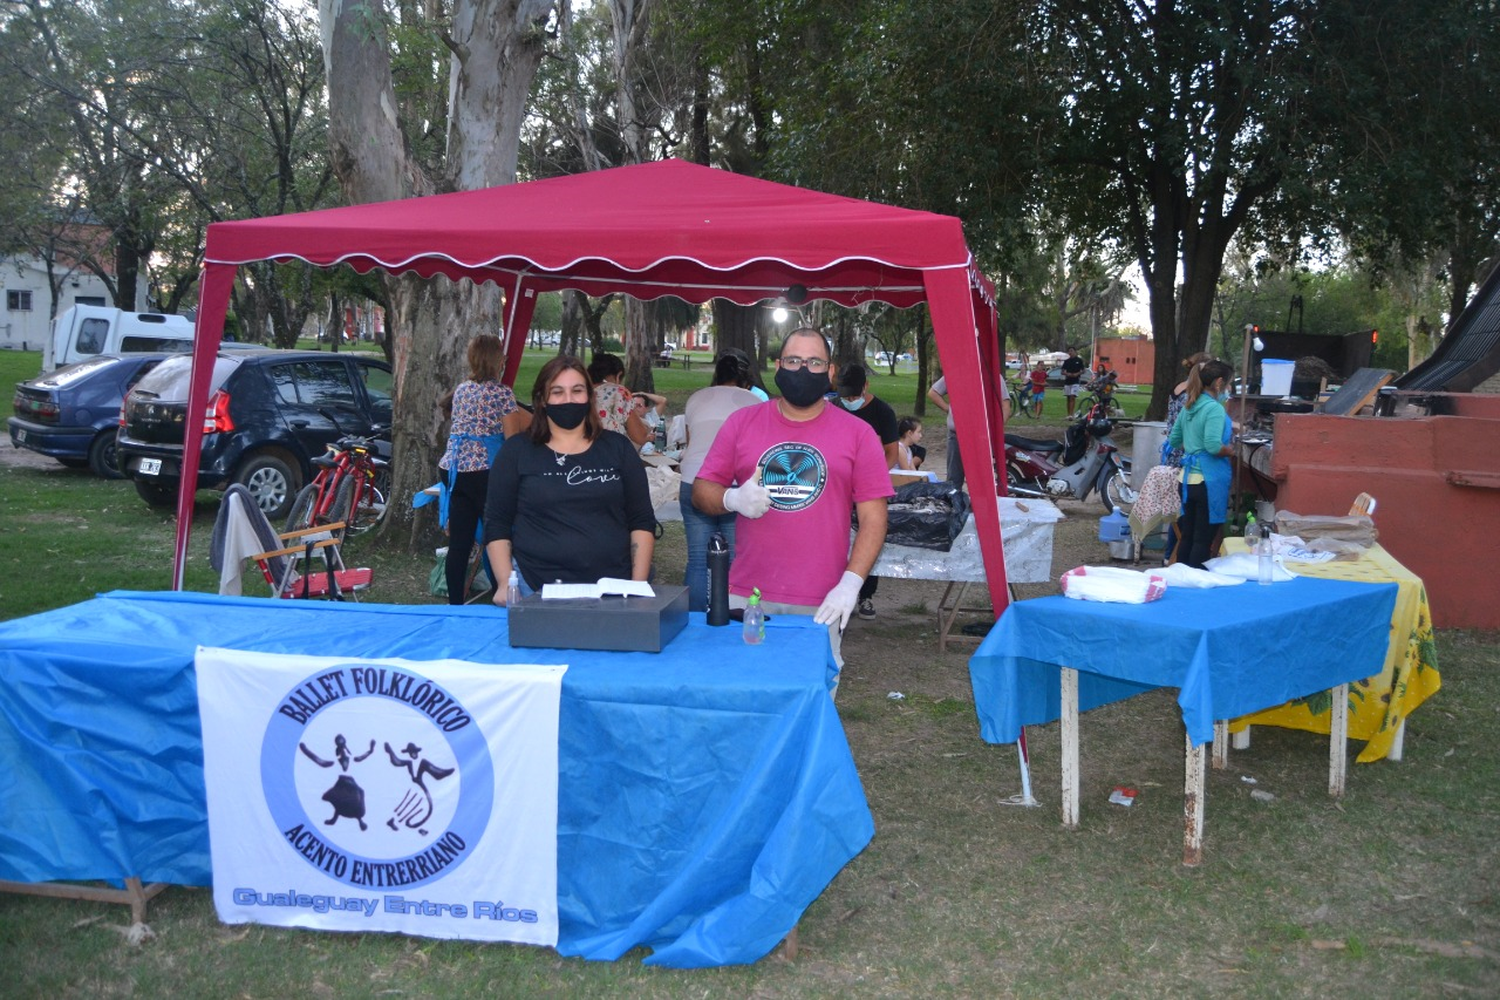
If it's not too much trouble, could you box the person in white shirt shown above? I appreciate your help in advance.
[677,352,762,611]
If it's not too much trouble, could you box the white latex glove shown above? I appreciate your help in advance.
[722,481,772,519]
[814,571,864,630]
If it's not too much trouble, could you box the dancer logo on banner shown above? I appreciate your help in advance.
[196,648,565,945]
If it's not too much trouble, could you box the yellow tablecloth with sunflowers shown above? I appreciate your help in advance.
[1223,541,1440,762]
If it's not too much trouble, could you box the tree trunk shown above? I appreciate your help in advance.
[560,290,586,358]
[713,300,768,393]
[624,297,655,392]
[321,0,554,552]
[914,306,931,416]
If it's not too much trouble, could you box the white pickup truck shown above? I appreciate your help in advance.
[42,305,195,371]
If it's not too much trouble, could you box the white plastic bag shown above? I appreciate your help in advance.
[1060,565,1167,604]
[1158,563,1244,588]
[1203,552,1298,582]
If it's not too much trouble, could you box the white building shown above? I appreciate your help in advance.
[0,250,150,352]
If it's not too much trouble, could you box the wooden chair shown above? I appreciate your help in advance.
[211,484,372,600]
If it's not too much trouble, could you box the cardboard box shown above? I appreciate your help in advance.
[507,584,690,653]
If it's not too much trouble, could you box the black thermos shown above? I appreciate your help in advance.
[707,533,730,625]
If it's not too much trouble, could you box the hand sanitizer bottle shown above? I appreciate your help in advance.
[742,588,765,645]
[507,570,521,605]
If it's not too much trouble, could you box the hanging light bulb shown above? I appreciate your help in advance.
[772,306,789,323]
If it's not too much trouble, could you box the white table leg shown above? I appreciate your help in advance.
[1061,667,1080,829]
[1212,720,1229,769]
[1184,731,1206,866]
[1232,726,1251,750]
[1329,682,1348,797]
[1389,718,1406,761]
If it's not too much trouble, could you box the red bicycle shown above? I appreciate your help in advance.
[285,424,392,536]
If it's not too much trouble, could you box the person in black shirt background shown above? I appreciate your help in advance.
[1061,346,1087,417]
[837,364,899,620]
[485,356,656,601]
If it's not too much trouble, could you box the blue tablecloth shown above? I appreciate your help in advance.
[0,591,872,968]
[969,577,1398,747]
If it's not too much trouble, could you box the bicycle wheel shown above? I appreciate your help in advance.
[346,470,390,536]
[331,475,358,533]
[285,483,319,533]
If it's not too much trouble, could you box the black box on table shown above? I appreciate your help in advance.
[507,585,690,653]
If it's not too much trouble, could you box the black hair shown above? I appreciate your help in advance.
[586,352,624,384]
[714,351,750,387]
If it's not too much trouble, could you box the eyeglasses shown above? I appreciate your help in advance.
[780,356,829,373]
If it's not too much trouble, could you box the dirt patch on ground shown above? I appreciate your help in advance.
[0,436,70,471]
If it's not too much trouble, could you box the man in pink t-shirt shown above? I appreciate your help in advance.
[693,328,892,682]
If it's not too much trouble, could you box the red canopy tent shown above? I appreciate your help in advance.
[179,159,1011,608]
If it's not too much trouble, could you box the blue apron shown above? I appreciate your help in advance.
[1179,405,1232,524]
[437,431,506,530]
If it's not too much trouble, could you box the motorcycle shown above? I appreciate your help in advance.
[1004,404,1136,513]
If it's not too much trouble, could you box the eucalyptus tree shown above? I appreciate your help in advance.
[321,0,558,548]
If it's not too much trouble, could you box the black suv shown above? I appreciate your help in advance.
[117,349,393,520]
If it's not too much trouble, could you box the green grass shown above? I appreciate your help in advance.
[3,350,1498,996]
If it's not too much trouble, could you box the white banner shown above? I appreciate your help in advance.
[195,647,565,945]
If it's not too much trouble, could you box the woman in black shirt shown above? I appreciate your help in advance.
[484,356,656,601]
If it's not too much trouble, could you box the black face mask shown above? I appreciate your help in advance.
[775,366,831,408]
[546,401,589,431]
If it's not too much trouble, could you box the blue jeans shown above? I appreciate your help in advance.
[680,480,737,612]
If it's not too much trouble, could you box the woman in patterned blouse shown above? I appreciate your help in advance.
[437,335,530,604]
[586,352,651,448]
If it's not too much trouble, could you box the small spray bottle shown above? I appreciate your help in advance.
[742,588,765,645]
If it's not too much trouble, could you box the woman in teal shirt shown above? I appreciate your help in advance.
[1167,359,1236,568]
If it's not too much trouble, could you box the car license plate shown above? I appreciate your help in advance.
[139,458,163,476]
[13,428,24,443]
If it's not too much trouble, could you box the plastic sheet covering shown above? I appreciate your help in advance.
[969,577,1396,748]
[870,496,1063,585]
[882,481,971,551]
[0,591,872,968]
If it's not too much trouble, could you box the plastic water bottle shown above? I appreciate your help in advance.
[707,534,730,625]
[1256,523,1274,586]
[1245,513,1258,552]
[742,588,765,645]
[506,570,521,605]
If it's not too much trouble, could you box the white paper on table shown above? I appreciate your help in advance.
[541,578,655,600]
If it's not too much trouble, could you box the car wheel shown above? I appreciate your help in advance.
[235,453,298,522]
[88,430,125,479]
[134,477,178,508]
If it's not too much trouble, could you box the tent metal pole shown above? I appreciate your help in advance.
[1000,726,1039,808]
